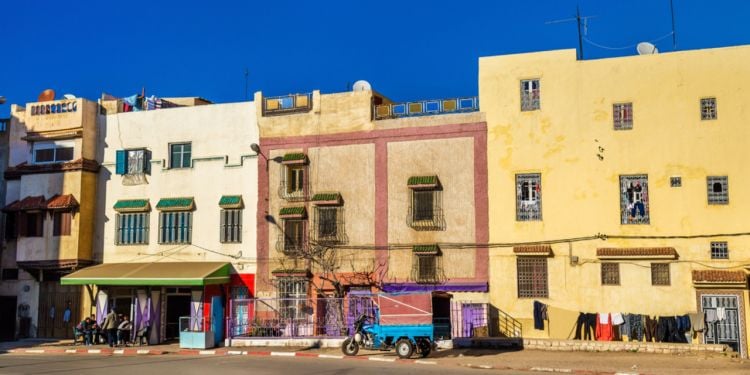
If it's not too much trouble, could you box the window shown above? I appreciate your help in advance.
[413,191,434,221]
[517,257,548,298]
[701,97,717,120]
[220,209,242,243]
[52,211,72,236]
[5,213,17,240]
[116,213,150,245]
[620,175,649,224]
[601,263,620,285]
[670,176,682,188]
[651,263,670,286]
[710,241,728,259]
[19,212,44,237]
[516,173,542,221]
[158,211,192,244]
[707,176,728,204]
[115,149,152,175]
[613,103,633,130]
[277,277,308,320]
[415,255,437,283]
[282,219,305,255]
[407,176,444,231]
[169,143,191,169]
[32,141,74,164]
[520,79,540,111]
[1,268,19,281]
[287,167,305,195]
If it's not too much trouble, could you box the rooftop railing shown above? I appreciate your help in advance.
[29,99,78,116]
[374,96,478,120]
[262,93,313,116]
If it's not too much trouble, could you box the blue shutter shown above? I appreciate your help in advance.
[115,150,126,175]
[143,149,152,175]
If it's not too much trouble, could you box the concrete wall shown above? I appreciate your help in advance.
[96,102,259,274]
[480,46,750,353]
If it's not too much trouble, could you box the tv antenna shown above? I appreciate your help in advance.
[546,6,597,60]
[244,68,249,101]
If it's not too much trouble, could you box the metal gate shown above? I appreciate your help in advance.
[37,282,81,339]
[702,295,741,354]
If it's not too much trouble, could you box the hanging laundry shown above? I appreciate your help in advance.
[611,312,625,325]
[626,314,644,342]
[595,313,614,341]
[716,307,726,321]
[705,309,718,323]
[689,312,705,339]
[644,315,658,342]
[574,312,596,340]
[533,301,546,330]
[123,95,141,112]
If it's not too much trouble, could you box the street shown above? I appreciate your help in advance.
[0,354,523,375]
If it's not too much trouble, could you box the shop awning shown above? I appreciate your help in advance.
[60,262,231,286]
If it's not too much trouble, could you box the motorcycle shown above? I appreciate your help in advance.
[341,314,372,356]
[341,313,433,359]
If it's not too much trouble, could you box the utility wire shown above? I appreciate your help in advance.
[583,31,674,51]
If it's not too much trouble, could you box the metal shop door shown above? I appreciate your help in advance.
[702,295,742,354]
[37,282,81,339]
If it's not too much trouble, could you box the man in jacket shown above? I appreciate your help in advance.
[102,309,119,347]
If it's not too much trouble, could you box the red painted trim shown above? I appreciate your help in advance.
[257,146,271,292]
[474,129,489,280]
[374,139,389,276]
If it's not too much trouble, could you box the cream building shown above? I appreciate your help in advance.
[480,46,750,356]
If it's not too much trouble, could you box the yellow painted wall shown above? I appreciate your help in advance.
[480,46,750,351]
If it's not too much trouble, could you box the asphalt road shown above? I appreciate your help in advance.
[0,354,528,375]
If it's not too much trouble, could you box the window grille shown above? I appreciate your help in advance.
[701,97,717,120]
[277,219,306,255]
[517,257,548,298]
[620,175,649,224]
[311,206,347,245]
[116,213,150,245]
[520,79,540,111]
[651,263,670,286]
[220,209,242,243]
[710,241,729,259]
[613,103,633,130]
[670,176,682,187]
[411,254,444,284]
[407,189,445,231]
[170,143,192,169]
[516,173,542,221]
[707,176,728,205]
[601,263,620,285]
[276,277,309,320]
[279,165,308,201]
[158,211,192,244]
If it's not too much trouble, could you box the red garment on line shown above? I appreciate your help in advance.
[595,313,614,341]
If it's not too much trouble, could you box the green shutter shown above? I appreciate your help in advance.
[115,150,127,175]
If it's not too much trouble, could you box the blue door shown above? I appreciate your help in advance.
[211,296,224,344]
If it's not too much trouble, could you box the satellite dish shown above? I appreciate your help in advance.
[352,80,372,92]
[637,42,659,55]
[63,94,76,100]
[38,89,56,102]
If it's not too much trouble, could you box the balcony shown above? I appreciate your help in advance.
[262,93,313,116]
[374,96,478,120]
[28,99,78,116]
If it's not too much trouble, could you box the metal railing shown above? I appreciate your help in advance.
[374,96,478,120]
[497,307,523,338]
[262,93,313,116]
[450,301,522,338]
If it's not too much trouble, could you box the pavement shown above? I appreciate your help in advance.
[2,339,750,374]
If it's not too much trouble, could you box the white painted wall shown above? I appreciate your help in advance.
[95,102,259,274]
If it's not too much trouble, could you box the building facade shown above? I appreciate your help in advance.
[62,99,259,344]
[254,88,488,335]
[1,97,99,339]
[480,46,750,356]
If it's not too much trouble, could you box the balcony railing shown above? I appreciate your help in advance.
[262,93,313,116]
[374,96,478,120]
[29,99,78,116]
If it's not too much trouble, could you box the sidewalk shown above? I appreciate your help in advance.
[2,339,749,374]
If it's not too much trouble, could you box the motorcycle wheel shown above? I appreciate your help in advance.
[417,339,431,358]
[341,337,359,356]
[395,339,414,359]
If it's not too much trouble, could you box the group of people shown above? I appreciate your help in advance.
[76,309,133,347]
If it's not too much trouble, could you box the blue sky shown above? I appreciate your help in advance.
[1,0,748,116]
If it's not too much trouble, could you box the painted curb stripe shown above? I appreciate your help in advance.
[368,357,396,362]
[26,349,45,353]
[65,349,77,353]
[199,350,216,355]
[113,349,125,354]
[318,354,344,359]
[88,349,101,354]
[270,352,295,357]
[414,360,437,365]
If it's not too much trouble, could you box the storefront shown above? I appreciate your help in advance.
[61,262,232,344]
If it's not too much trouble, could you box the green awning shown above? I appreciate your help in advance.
[279,206,306,218]
[218,195,243,209]
[282,152,308,165]
[311,192,342,205]
[413,244,441,255]
[60,262,230,286]
[156,197,195,211]
[113,199,150,213]
[408,175,440,189]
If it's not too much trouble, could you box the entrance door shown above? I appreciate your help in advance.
[702,295,742,354]
[166,295,191,339]
[0,296,17,341]
[37,282,81,339]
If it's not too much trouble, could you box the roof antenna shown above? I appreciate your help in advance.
[546,5,597,60]
[670,0,677,50]
[244,68,249,101]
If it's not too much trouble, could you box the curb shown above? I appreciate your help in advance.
[175,349,438,365]
[460,363,649,375]
[8,348,167,356]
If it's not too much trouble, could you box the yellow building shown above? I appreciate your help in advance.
[480,46,750,357]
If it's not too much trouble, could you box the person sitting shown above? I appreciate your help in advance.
[117,316,133,347]
[76,317,93,346]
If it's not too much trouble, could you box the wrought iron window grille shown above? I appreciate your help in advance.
[516,257,548,298]
[411,253,445,284]
[620,174,650,225]
[710,241,729,259]
[701,97,717,120]
[279,164,309,202]
[707,176,729,205]
[516,173,542,221]
[601,263,620,285]
[650,263,671,286]
[276,219,307,256]
[262,93,313,116]
[520,79,540,111]
[310,206,347,245]
[613,103,634,130]
[407,189,445,231]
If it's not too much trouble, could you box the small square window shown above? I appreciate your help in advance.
[707,176,728,205]
[701,98,717,120]
[710,241,728,259]
[517,257,548,298]
[670,176,682,187]
[601,263,620,285]
[169,143,192,169]
[651,263,670,286]
[516,173,542,221]
[613,103,633,130]
[520,79,540,111]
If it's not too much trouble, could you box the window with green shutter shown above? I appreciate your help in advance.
[159,211,192,244]
[220,209,242,243]
[116,213,150,245]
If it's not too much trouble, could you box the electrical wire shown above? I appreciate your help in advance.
[583,31,674,51]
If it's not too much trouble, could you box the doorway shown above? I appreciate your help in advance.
[702,294,742,355]
[0,296,17,341]
[166,295,191,339]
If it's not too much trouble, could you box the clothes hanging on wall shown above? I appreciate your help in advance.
[644,315,658,342]
[705,309,718,323]
[574,312,597,340]
[611,312,625,325]
[626,314,644,342]
[689,312,705,339]
[533,301,546,330]
[595,313,614,341]
[716,307,726,321]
